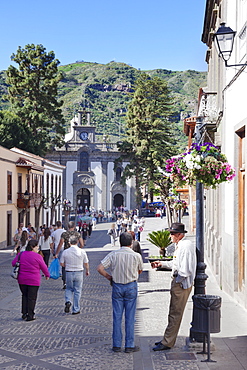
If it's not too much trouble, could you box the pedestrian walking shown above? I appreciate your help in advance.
[129,231,142,256]
[97,232,143,353]
[14,222,27,234]
[127,216,133,231]
[28,227,37,240]
[132,220,139,241]
[81,222,89,245]
[12,227,22,254]
[60,234,89,315]
[88,219,93,238]
[52,221,65,256]
[38,228,53,267]
[18,230,29,252]
[151,222,196,351]
[92,215,97,229]
[11,239,50,321]
[55,221,83,290]
[120,222,128,236]
[116,216,122,237]
[107,224,117,246]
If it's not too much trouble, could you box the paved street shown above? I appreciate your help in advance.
[0,217,247,369]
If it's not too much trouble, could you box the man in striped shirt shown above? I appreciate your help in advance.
[97,232,143,353]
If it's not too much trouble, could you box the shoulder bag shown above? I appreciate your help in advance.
[11,252,22,279]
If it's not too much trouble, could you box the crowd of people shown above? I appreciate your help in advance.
[107,214,145,247]
[11,213,145,324]
[11,215,196,355]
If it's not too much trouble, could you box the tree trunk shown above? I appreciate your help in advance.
[173,208,178,222]
[35,209,41,239]
[64,211,70,230]
[135,173,142,210]
[50,206,55,226]
[165,200,172,228]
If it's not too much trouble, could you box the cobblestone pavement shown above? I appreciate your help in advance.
[0,217,246,369]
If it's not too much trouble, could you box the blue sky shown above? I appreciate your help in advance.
[0,0,207,72]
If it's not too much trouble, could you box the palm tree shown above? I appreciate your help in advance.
[146,229,172,257]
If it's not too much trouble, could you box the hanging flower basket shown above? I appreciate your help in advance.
[165,143,236,189]
[166,196,187,210]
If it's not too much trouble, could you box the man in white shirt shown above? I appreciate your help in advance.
[52,221,65,255]
[60,234,89,315]
[151,222,196,351]
[97,232,143,353]
[15,222,28,234]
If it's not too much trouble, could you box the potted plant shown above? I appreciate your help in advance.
[146,229,173,259]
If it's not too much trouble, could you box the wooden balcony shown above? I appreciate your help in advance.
[17,193,43,208]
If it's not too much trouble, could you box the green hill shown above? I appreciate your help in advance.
[0,61,207,144]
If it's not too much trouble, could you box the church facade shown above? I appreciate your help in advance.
[46,109,136,216]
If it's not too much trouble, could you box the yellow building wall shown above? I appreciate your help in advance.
[0,146,43,249]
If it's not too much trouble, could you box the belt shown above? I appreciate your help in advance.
[112,280,136,284]
[66,270,83,272]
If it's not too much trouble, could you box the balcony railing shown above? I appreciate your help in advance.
[17,193,43,208]
[197,89,218,128]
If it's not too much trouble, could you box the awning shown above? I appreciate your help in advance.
[148,202,164,207]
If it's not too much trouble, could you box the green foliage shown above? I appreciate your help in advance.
[0,110,34,151]
[146,229,172,250]
[55,62,206,142]
[0,60,206,148]
[116,73,178,204]
[4,44,65,155]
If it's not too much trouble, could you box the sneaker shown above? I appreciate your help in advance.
[63,284,66,290]
[71,311,80,315]
[125,346,140,353]
[64,301,71,313]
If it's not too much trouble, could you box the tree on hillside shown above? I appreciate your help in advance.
[116,73,178,206]
[0,110,34,150]
[5,44,65,156]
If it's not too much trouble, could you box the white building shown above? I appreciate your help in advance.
[201,0,247,308]
[46,109,136,217]
[42,158,66,226]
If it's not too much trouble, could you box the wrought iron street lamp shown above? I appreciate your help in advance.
[214,23,247,67]
[23,190,30,225]
[23,190,30,201]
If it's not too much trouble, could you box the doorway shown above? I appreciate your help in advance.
[77,188,90,213]
[114,194,124,208]
[7,212,12,246]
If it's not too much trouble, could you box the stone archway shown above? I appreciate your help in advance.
[73,173,95,214]
[111,182,127,211]
[113,193,124,208]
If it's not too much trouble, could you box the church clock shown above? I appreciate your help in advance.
[80,132,88,141]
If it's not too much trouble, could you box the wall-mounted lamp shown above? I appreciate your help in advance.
[214,23,247,67]
[23,190,30,200]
